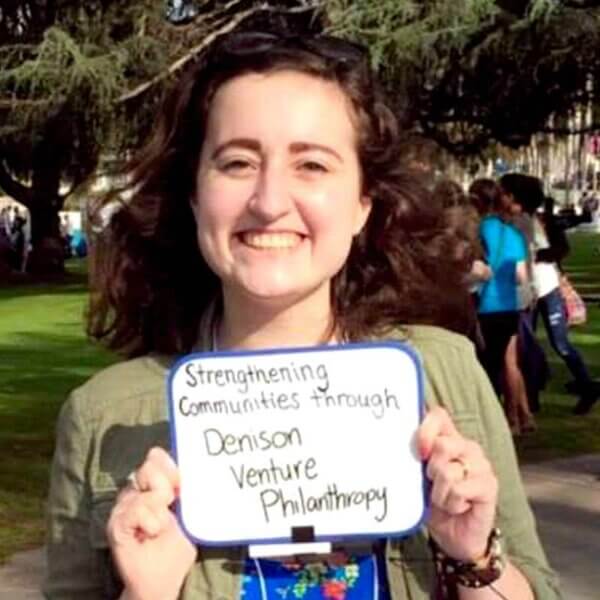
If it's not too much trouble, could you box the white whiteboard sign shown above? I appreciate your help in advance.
[168,341,427,547]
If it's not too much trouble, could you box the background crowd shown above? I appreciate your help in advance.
[0,204,31,274]
[434,174,600,432]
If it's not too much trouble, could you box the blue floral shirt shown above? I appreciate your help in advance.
[240,551,391,600]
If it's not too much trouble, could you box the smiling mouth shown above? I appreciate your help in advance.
[239,231,303,249]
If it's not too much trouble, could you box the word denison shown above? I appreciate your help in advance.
[259,483,388,523]
[203,426,302,456]
[185,360,330,394]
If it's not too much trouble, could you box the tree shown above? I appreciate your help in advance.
[0,0,319,274]
[325,0,600,155]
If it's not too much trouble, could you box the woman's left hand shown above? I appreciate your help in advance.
[418,406,499,562]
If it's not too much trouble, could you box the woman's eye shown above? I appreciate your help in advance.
[221,159,253,173]
[300,161,328,173]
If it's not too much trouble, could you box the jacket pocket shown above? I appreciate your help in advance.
[89,491,124,599]
[89,492,117,549]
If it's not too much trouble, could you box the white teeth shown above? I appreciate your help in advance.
[241,232,301,249]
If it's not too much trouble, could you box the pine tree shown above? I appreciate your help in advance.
[325,0,600,155]
[0,0,318,273]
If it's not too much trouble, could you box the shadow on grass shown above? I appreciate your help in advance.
[0,328,116,560]
[0,258,89,302]
[0,331,115,433]
[0,331,116,554]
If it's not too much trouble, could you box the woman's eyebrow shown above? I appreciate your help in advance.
[210,139,344,163]
[289,142,343,162]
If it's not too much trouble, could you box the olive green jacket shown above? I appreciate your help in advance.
[44,325,562,599]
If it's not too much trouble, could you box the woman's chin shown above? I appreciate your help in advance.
[224,279,327,309]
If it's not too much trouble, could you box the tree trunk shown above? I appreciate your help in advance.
[25,135,66,275]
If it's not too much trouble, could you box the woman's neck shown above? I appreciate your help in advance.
[216,289,336,351]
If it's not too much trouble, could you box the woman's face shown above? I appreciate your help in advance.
[192,70,371,308]
[500,189,520,215]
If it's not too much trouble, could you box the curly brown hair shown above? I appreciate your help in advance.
[88,33,472,357]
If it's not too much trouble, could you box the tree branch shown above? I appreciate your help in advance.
[59,169,94,201]
[0,159,32,207]
[118,2,322,104]
[118,4,267,103]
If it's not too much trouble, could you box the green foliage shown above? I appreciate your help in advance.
[326,0,500,67]
[0,2,167,169]
[2,27,123,100]
[326,0,600,155]
[527,0,559,20]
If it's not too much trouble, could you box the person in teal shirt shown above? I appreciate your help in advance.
[470,179,528,399]
[478,215,527,314]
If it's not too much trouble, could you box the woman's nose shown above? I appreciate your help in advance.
[247,164,292,221]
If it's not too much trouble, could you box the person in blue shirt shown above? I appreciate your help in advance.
[469,179,530,423]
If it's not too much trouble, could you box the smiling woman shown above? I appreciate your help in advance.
[45,31,562,600]
[192,70,370,321]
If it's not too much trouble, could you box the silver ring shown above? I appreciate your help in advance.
[126,471,141,492]
[452,457,469,480]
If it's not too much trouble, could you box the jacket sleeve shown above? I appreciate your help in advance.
[417,331,563,600]
[468,360,562,599]
[43,390,111,599]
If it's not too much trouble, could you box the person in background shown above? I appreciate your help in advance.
[59,215,72,259]
[0,206,10,238]
[44,31,560,600]
[432,179,490,350]
[469,178,535,434]
[500,174,600,415]
[498,174,544,416]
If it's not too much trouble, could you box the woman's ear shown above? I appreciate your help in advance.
[189,193,199,221]
[353,195,372,235]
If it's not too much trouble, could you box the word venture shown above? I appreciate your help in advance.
[230,457,318,489]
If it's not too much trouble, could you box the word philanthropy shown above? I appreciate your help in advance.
[259,484,388,524]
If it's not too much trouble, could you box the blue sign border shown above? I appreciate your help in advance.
[167,340,430,547]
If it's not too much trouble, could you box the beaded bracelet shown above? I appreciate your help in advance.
[431,528,505,590]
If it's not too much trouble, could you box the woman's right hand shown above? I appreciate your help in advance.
[107,447,197,600]
[471,259,492,282]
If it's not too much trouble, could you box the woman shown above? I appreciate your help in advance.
[469,179,535,435]
[500,174,599,416]
[432,178,490,350]
[44,32,560,599]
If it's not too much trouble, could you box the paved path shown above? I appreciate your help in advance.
[1,455,599,599]
[521,454,600,600]
[0,546,44,600]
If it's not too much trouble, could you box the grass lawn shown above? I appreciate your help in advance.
[0,233,598,562]
[514,231,600,461]
[0,260,116,562]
